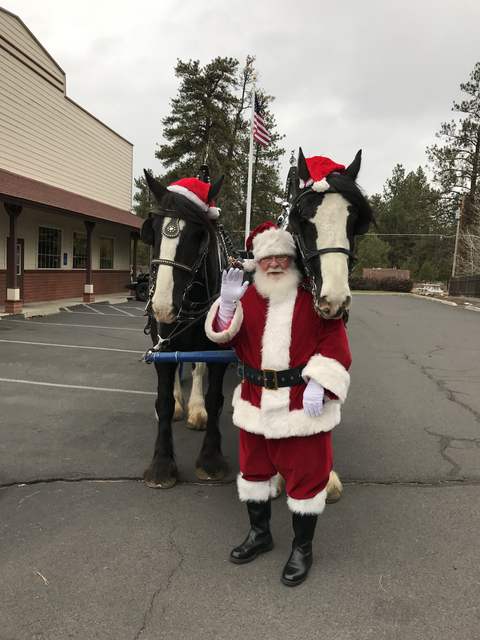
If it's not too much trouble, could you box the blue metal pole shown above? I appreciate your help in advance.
[144,350,238,364]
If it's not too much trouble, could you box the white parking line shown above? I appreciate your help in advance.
[2,319,142,331]
[0,377,156,395]
[83,304,105,314]
[0,339,144,354]
[108,305,136,317]
[56,310,143,318]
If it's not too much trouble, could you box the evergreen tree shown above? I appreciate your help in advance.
[427,61,480,275]
[355,234,390,272]
[134,56,285,251]
[371,165,452,280]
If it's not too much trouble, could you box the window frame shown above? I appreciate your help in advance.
[99,236,115,270]
[37,225,62,269]
[72,231,88,270]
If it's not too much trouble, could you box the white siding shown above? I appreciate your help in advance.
[0,9,133,212]
[0,10,64,88]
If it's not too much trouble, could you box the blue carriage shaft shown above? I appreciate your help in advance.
[144,349,238,364]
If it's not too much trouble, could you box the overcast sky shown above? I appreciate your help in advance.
[4,0,479,199]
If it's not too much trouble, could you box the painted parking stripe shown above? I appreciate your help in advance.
[0,377,156,395]
[0,339,144,354]
[83,304,105,314]
[57,310,144,318]
[108,305,136,317]
[2,319,141,331]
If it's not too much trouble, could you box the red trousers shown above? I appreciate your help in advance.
[238,429,333,514]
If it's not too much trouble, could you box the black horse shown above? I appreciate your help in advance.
[140,171,229,488]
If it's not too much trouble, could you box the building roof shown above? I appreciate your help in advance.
[0,168,142,231]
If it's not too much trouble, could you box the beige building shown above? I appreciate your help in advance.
[0,6,142,312]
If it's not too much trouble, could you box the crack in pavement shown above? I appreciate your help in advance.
[425,427,480,478]
[132,525,185,640]
[403,353,480,423]
[1,477,480,491]
[0,476,234,490]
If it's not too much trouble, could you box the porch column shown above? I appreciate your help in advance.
[131,231,139,281]
[83,220,95,302]
[4,203,23,314]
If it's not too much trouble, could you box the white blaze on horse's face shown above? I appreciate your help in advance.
[152,218,186,324]
[312,193,351,318]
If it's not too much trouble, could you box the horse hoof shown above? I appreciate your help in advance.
[326,470,343,504]
[187,408,208,430]
[144,477,177,489]
[195,467,225,482]
[173,404,184,421]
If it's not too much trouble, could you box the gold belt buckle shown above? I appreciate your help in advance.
[262,369,278,390]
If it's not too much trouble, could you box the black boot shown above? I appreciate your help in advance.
[281,513,318,586]
[230,500,273,564]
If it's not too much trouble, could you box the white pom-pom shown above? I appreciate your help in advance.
[312,178,330,192]
[242,259,256,272]
[208,206,221,219]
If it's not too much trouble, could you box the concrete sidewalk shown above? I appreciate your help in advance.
[0,293,133,319]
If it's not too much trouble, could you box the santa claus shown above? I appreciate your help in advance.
[205,221,351,586]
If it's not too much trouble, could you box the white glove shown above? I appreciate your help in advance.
[303,378,325,417]
[218,268,249,325]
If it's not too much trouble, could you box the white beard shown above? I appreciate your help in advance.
[254,265,301,301]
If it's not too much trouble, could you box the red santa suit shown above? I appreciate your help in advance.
[205,262,351,515]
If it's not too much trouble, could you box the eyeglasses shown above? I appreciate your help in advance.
[258,255,291,266]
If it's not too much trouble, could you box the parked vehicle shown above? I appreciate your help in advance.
[126,272,150,302]
[414,283,446,296]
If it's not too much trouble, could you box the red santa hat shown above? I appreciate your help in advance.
[167,177,220,219]
[301,156,346,192]
[243,221,296,271]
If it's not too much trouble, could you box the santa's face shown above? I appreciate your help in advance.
[257,255,292,279]
[254,255,300,299]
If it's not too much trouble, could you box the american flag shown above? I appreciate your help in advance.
[253,95,271,147]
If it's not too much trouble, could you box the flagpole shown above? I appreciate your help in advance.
[245,87,255,246]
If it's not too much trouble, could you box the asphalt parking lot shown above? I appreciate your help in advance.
[1,294,479,640]
[0,300,239,486]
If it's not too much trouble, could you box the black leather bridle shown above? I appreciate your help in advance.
[145,208,222,350]
[289,187,357,313]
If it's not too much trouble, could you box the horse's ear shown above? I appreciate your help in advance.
[144,169,166,202]
[141,215,154,246]
[345,150,362,181]
[208,175,224,202]
[297,147,310,185]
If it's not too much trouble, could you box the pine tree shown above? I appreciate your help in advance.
[135,56,285,252]
[427,61,480,275]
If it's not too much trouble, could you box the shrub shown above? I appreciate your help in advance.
[349,276,413,292]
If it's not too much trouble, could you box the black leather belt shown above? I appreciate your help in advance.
[237,362,306,390]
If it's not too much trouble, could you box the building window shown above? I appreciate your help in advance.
[73,232,87,269]
[38,227,61,268]
[100,237,114,269]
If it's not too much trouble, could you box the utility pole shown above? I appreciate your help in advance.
[450,197,464,281]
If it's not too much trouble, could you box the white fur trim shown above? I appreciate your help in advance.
[299,178,313,189]
[312,178,330,192]
[242,259,256,272]
[270,473,283,498]
[232,385,342,438]
[204,298,243,344]
[167,185,208,212]
[253,228,296,260]
[287,489,327,515]
[208,206,220,219]
[302,355,350,402]
[237,474,271,502]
